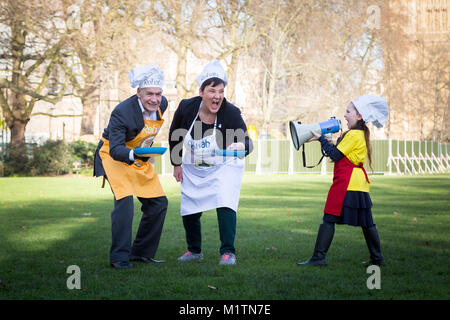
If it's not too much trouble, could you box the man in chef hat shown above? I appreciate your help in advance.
[94,65,169,268]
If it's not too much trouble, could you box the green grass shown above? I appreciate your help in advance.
[0,173,449,300]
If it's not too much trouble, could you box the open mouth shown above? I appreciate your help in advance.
[211,100,220,109]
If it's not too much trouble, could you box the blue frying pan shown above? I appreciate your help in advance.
[134,147,167,157]
[215,149,247,157]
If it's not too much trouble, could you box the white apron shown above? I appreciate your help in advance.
[180,105,245,216]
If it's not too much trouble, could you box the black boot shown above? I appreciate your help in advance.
[362,225,385,266]
[298,223,335,266]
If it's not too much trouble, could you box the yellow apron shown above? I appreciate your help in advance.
[99,108,165,200]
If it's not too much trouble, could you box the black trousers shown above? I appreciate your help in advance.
[110,195,168,263]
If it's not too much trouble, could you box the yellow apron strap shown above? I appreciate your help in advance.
[157,107,163,120]
[102,176,106,188]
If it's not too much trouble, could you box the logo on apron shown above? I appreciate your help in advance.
[188,137,215,167]
[180,104,245,216]
[99,107,165,200]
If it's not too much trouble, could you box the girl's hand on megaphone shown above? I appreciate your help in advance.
[307,130,321,142]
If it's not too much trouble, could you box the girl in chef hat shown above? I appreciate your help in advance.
[298,95,388,267]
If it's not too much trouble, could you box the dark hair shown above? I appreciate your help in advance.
[200,77,226,92]
[336,119,373,171]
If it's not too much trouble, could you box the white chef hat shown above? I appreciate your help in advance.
[351,95,389,128]
[196,60,228,88]
[128,65,164,89]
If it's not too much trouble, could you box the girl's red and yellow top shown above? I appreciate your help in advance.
[336,130,370,192]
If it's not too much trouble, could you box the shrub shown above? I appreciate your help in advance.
[28,140,74,176]
[70,140,97,168]
[2,142,32,176]
[1,139,98,176]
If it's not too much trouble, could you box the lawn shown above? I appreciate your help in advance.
[0,173,449,300]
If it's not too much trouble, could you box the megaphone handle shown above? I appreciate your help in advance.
[302,143,325,168]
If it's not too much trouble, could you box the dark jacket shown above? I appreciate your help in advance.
[93,94,168,177]
[168,96,253,166]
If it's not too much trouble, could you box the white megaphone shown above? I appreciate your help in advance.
[289,118,342,150]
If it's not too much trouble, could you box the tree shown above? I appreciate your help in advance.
[0,0,72,148]
[149,0,213,103]
[62,0,149,136]
[245,0,334,134]
[204,0,258,102]
[245,0,319,135]
[244,0,396,137]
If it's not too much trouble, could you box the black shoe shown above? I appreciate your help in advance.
[130,255,165,264]
[298,256,328,266]
[362,260,385,267]
[298,223,335,266]
[110,261,134,269]
[362,225,385,267]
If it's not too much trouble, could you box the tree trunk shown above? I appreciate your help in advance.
[262,41,278,136]
[5,88,29,147]
[79,65,101,136]
[176,45,188,101]
[80,87,99,136]
[8,118,27,147]
[6,116,29,174]
[226,54,238,103]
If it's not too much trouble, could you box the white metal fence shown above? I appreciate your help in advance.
[154,139,450,176]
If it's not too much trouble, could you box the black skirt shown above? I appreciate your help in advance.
[323,191,374,227]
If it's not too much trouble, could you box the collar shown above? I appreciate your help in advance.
[137,98,145,113]
[138,97,156,119]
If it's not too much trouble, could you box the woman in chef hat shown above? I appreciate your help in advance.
[168,60,253,265]
[298,95,389,267]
